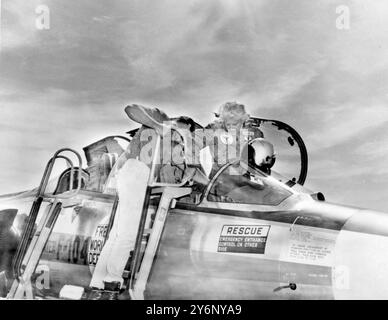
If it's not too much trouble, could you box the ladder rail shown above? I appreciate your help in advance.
[131,187,191,299]
[10,148,83,295]
[55,155,74,193]
[37,148,82,198]
[12,196,43,280]
[12,154,75,281]
[9,200,63,299]
[127,134,194,295]
[49,148,83,199]
[128,134,162,290]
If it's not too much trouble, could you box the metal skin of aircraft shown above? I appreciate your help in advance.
[0,111,387,300]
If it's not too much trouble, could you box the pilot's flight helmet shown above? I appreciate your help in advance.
[241,138,276,173]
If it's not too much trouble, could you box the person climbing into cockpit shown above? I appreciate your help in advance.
[88,105,208,299]
[159,115,207,186]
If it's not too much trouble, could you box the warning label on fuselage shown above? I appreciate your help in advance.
[217,225,270,254]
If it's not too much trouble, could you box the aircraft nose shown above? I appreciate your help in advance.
[333,208,388,299]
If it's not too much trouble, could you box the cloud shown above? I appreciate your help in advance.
[250,67,319,109]
[0,0,388,212]
[1,0,39,49]
[335,0,388,76]
[0,87,130,193]
[306,104,388,151]
[354,140,388,162]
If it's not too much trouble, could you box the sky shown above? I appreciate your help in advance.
[0,0,388,211]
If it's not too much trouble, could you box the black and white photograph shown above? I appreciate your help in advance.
[0,0,388,309]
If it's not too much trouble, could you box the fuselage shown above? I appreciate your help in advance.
[2,187,388,300]
[147,195,388,299]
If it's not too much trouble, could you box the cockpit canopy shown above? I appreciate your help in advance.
[247,117,308,187]
[207,160,293,206]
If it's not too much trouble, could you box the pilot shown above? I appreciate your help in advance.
[203,101,264,178]
[208,138,276,202]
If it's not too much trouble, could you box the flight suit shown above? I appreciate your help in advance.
[203,119,264,178]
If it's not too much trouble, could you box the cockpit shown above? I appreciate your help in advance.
[206,160,293,206]
[173,116,310,206]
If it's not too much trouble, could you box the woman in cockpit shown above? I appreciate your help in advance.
[204,101,264,178]
[208,138,277,203]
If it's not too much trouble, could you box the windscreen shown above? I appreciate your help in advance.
[207,161,292,206]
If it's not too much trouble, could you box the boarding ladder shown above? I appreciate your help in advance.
[7,148,84,299]
[122,135,192,300]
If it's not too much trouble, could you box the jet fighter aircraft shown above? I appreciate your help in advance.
[0,108,387,300]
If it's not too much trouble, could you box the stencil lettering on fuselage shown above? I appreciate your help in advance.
[88,219,109,272]
[217,225,270,254]
[286,226,337,266]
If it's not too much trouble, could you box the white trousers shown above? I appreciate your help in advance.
[89,159,150,289]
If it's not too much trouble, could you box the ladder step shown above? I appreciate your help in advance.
[122,270,130,278]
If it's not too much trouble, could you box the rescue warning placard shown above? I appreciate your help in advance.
[218,225,270,254]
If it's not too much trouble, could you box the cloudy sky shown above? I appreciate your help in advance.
[0,0,388,211]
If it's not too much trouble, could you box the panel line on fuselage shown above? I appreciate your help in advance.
[174,203,347,232]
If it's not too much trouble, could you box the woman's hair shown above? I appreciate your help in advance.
[217,101,250,124]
